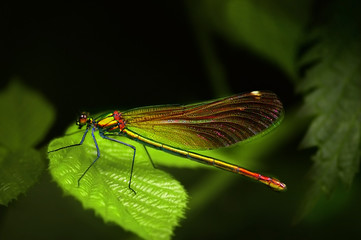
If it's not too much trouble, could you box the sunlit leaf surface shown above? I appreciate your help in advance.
[48,124,188,240]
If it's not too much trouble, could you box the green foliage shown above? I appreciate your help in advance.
[0,147,43,206]
[48,124,188,240]
[189,0,361,224]
[296,0,361,219]
[4,1,361,238]
[0,80,54,149]
[192,0,312,79]
[0,80,55,205]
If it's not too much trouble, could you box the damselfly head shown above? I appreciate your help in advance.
[76,112,93,129]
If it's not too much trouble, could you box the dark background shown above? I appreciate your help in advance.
[3,1,358,240]
[0,1,293,138]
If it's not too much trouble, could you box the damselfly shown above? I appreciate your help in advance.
[49,91,286,194]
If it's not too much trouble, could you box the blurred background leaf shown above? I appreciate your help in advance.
[187,0,312,82]
[0,80,54,149]
[0,147,43,205]
[0,80,54,205]
[295,0,361,221]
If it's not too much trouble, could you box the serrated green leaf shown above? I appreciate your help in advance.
[0,146,43,205]
[48,124,188,240]
[296,0,361,220]
[196,0,311,79]
[0,79,54,206]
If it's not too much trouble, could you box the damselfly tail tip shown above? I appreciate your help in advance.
[270,178,287,192]
[258,175,287,192]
